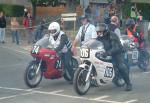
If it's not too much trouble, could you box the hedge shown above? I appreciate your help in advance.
[122,1,150,21]
[0,4,24,17]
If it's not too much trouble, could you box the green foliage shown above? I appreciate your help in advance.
[0,4,24,17]
[122,0,150,21]
[122,2,132,18]
[136,3,150,21]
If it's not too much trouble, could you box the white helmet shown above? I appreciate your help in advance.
[48,22,60,36]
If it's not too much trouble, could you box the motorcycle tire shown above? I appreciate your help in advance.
[24,60,42,88]
[63,57,79,82]
[138,51,150,72]
[73,67,90,95]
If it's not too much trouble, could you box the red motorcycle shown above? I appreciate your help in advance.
[24,37,78,88]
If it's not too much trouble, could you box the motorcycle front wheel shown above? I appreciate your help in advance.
[24,60,42,88]
[63,57,79,82]
[73,67,90,95]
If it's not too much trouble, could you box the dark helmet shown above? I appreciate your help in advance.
[96,23,108,37]
[96,23,108,32]
[125,19,135,27]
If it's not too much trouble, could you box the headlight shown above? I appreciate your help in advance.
[44,54,55,59]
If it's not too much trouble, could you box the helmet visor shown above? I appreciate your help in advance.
[49,29,57,34]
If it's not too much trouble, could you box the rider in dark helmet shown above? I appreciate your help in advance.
[96,23,132,91]
[126,18,144,49]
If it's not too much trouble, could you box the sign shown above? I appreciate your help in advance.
[61,13,77,34]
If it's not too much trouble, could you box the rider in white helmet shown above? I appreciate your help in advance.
[48,22,71,53]
[48,21,73,74]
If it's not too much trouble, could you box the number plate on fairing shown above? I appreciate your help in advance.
[104,66,113,78]
[132,51,138,59]
[80,48,90,58]
[31,45,40,54]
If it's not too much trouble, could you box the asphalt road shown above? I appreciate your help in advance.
[0,43,150,103]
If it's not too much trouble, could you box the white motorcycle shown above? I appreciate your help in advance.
[73,39,125,95]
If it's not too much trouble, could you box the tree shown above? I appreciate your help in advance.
[29,0,50,19]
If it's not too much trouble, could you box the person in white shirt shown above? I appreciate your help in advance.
[71,15,97,54]
[108,16,121,38]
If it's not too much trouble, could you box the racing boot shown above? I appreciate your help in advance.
[125,83,132,91]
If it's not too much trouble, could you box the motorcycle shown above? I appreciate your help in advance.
[73,39,125,95]
[120,35,149,72]
[24,37,78,88]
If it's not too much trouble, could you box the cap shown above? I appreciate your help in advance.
[80,15,88,20]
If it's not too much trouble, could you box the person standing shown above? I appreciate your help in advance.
[23,12,34,44]
[0,11,6,44]
[71,15,97,55]
[10,17,20,45]
[34,17,46,42]
[108,16,121,37]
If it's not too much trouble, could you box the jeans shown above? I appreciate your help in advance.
[35,29,43,41]
[11,30,19,44]
[27,29,34,44]
[0,28,5,42]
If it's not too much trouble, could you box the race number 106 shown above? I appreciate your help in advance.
[80,48,90,58]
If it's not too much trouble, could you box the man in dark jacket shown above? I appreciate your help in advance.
[0,11,6,43]
[96,23,132,91]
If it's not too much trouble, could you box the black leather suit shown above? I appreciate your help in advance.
[97,31,131,85]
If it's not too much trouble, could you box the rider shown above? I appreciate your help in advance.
[126,18,144,49]
[96,23,132,91]
[48,22,72,73]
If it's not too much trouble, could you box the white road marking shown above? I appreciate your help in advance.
[91,95,109,100]
[0,86,138,103]
[143,71,150,74]
[123,100,138,103]
[0,86,41,92]
[0,92,35,100]
[0,46,29,56]
[49,90,64,94]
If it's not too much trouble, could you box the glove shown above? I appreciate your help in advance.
[101,52,109,58]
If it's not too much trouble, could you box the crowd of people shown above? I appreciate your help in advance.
[0,11,47,45]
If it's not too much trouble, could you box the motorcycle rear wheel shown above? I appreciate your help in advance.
[73,67,90,95]
[24,60,42,88]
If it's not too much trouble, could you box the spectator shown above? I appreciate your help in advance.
[108,16,121,37]
[0,11,6,44]
[71,15,97,55]
[34,17,46,42]
[104,5,111,25]
[130,6,137,22]
[10,17,20,45]
[85,5,91,19]
[23,12,34,44]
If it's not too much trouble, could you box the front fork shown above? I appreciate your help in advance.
[85,63,93,82]
[35,59,42,75]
